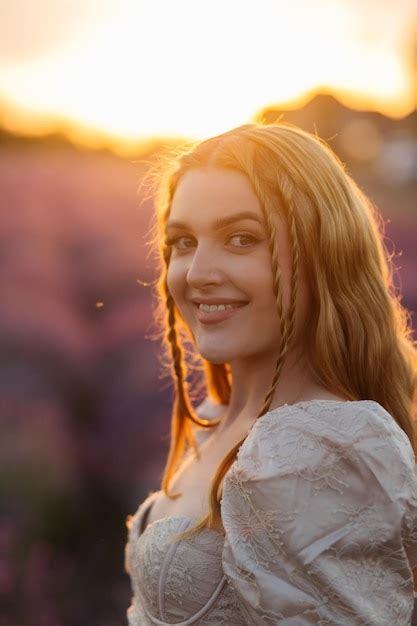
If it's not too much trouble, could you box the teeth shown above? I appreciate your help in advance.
[199,303,237,312]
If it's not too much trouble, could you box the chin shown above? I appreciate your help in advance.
[198,345,238,365]
[198,352,226,365]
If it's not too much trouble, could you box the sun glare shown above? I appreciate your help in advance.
[0,0,414,145]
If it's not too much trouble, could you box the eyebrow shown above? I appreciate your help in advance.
[165,210,264,232]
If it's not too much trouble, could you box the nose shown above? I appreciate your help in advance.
[186,242,224,288]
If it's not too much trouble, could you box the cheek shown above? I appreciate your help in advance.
[252,257,277,305]
[250,254,292,322]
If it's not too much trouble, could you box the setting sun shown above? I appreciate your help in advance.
[0,0,415,146]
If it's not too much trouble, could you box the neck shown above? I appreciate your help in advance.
[218,347,328,431]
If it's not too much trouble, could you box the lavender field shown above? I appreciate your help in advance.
[0,127,416,625]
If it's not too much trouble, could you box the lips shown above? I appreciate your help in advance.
[194,301,249,325]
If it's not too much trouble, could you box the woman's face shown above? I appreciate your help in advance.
[166,167,306,365]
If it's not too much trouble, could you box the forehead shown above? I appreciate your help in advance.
[169,168,264,224]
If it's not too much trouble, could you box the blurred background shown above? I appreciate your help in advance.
[0,1,416,624]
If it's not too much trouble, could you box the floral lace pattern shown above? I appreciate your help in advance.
[125,400,417,625]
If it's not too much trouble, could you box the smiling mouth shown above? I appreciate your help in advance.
[193,302,249,324]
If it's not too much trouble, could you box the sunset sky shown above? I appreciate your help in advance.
[0,0,416,146]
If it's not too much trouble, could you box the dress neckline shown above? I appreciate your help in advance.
[135,399,382,538]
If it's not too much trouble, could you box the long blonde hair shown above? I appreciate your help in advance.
[145,122,417,541]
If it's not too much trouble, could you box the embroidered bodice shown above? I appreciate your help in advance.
[125,399,417,624]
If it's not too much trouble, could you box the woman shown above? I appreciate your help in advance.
[125,123,417,624]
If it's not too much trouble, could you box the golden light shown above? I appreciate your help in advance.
[0,0,415,145]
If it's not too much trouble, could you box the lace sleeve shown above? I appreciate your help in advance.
[220,402,417,625]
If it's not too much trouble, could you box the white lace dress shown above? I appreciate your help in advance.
[125,399,417,625]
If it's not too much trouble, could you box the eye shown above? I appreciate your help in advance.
[164,235,194,250]
[229,234,258,247]
[164,233,259,251]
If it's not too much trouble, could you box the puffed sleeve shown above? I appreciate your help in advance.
[221,401,417,625]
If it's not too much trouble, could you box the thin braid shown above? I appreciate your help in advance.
[164,285,218,428]
[260,197,299,415]
[247,175,293,417]
[162,244,191,414]
[263,199,289,355]
[162,280,220,498]
[279,185,299,350]
[162,240,212,428]
[258,213,291,415]
[166,289,188,401]
[161,289,191,497]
